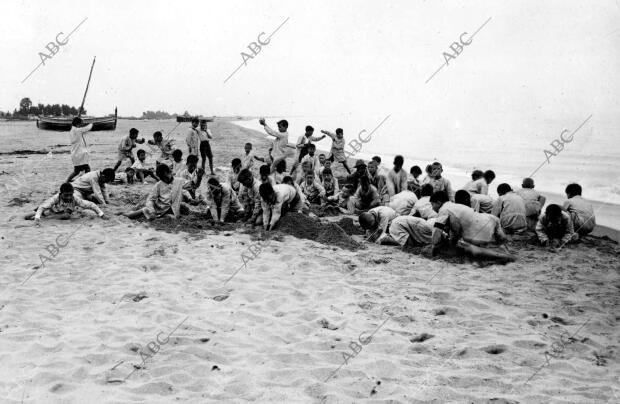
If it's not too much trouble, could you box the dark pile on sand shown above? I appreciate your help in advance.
[335,217,365,236]
[276,213,363,251]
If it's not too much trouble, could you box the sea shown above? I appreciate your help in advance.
[233,114,620,230]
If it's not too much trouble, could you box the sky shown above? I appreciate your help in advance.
[1,0,619,122]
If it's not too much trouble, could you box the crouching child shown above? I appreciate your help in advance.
[124,164,195,220]
[25,182,108,225]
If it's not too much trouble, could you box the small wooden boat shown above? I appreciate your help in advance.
[37,57,118,132]
[37,108,118,131]
[176,115,214,123]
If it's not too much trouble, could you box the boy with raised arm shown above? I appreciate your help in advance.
[259,118,290,173]
[67,117,94,182]
[321,128,352,174]
[25,182,108,225]
[147,130,174,166]
[290,125,326,175]
[71,168,116,206]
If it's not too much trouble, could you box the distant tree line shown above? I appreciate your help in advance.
[0,97,85,119]
[141,110,178,119]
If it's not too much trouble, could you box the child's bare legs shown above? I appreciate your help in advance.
[341,160,352,174]
[66,166,90,183]
[113,156,134,172]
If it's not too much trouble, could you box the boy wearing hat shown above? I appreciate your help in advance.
[347,159,368,191]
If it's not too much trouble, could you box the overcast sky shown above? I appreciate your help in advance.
[2,0,619,121]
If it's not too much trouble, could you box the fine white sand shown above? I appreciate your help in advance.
[0,120,618,403]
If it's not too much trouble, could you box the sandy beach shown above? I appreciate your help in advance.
[0,119,617,403]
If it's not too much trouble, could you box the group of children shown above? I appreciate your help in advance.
[27,116,598,261]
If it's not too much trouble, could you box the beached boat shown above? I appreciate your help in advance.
[36,108,118,131]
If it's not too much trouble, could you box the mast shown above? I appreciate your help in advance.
[78,57,96,118]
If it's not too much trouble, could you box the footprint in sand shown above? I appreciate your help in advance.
[410,333,434,343]
[318,318,338,330]
[483,344,507,355]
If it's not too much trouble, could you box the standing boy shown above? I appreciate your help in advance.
[562,183,596,237]
[259,118,290,173]
[186,118,201,160]
[67,117,94,182]
[199,119,215,174]
[114,128,145,171]
[321,128,352,174]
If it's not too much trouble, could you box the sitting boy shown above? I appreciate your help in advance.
[300,171,326,205]
[25,182,108,225]
[131,149,159,182]
[350,177,381,213]
[321,168,339,198]
[536,204,575,249]
[492,183,527,234]
[177,155,205,197]
[515,177,546,230]
[407,165,423,197]
[71,168,116,206]
[325,184,354,214]
[124,164,195,220]
[562,183,595,237]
